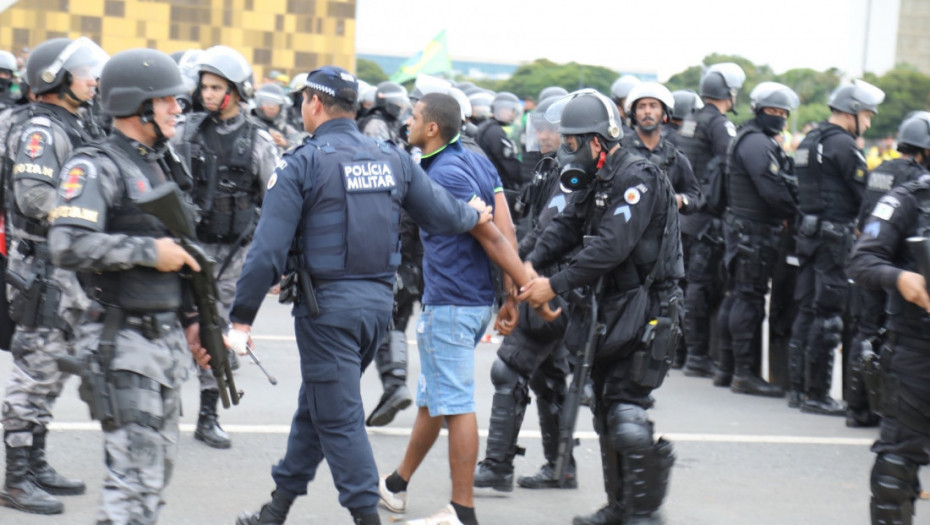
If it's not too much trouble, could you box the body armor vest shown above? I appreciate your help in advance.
[794,124,852,221]
[79,136,189,312]
[887,181,930,337]
[301,137,408,281]
[185,113,260,243]
[859,157,927,228]
[675,108,717,187]
[6,105,90,239]
[725,123,785,225]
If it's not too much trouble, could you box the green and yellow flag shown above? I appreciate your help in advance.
[390,30,452,83]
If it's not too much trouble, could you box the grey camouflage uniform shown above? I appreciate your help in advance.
[1,103,92,447]
[48,135,195,524]
[173,111,276,390]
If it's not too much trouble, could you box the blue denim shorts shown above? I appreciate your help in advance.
[415,304,492,416]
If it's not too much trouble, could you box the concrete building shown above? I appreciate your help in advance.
[0,0,356,83]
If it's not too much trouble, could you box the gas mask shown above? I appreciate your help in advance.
[557,135,598,192]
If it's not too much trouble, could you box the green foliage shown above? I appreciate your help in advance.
[862,67,930,139]
[356,58,388,84]
[494,59,616,100]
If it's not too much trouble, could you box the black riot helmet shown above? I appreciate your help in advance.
[897,111,930,150]
[374,81,410,120]
[549,90,623,191]
[699,62,745,102]
[197,45,254,100]
[99,48,188,118]
[670,89,703,121]
[27,37,108,96]
[827,79,884,115]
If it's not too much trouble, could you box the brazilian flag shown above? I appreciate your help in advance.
[390,30,452,83]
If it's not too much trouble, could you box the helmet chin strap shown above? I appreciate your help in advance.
[139,100,166,144]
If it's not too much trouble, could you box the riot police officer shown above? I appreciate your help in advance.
[521,87,568,184]
[357,81,410,145]
[676,62,745,381]
[473,95,576,492]
[250,83,305,154]
[286,72,308,130]
[519,90,682,525]
[47,47,206,525]
[476,91,524,191]
[229,66,491,525]
[664,89,703,146]
[846,151,930,525]
[0,50,19,109]
[621,82,700,216]
[172,45,278,448]
[716,82,800,397]
[846,112,930,427]
[788,79,884,414]
[0,36,108,515]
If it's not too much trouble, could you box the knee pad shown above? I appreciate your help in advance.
[871,454,919,504]
[822,315,844,348]
[606,403,653,453]
[491,359,526,395]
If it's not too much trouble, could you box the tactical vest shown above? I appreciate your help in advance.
[184,113,261,243]
[585,149,680,293]
[301,137,408,281]
[858,157,927,227]
[887,181,930,336]
[6,105,90,239]
[77,136,190,312]
[357,110,402,145]
[725,124,784,224]
[675,108,717,187]
[621,135,680,179]
[794,124,854,221]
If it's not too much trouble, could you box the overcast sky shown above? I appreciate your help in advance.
[355,0,899,81]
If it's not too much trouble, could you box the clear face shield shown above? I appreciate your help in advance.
[852,79,886,114]
[526,110,560,154]
[47,37,109,83]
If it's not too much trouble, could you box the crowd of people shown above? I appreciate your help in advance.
[0,36,927,525]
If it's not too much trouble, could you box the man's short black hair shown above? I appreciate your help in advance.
[305,87,357,116]
[419,92,461,143]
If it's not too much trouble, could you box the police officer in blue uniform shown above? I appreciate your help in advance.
[715,82,800,396]
[787,80,884,414]
[231,66,493,525]
[675,63,745,380]
[847,157,930,525]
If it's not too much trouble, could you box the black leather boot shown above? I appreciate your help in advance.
[730,367,785,398]
[195,389,232,449]
[518,396,577,489]
[0,435,63,515]
[236,490,295,525]
[572,502,625,525]
[30,428,85,495]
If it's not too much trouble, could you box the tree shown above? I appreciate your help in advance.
[495,59,617,100]
[356,58,388,84]
[863,67,930,139]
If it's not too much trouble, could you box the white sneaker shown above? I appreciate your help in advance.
[404,504,465,525]
[378,475,407,513]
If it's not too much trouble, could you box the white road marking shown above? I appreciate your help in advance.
[46,422,872,446]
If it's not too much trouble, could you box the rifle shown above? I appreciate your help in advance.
[134,182,241,408]
[553,277,604,487]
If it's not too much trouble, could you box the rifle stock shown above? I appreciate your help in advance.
[553,277,603,486]
[135,183,241,408]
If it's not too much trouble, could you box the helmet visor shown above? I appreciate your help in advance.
[58,37,109,80]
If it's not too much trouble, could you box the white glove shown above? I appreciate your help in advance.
[227,328,250,356]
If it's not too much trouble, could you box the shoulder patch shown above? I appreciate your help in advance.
[725,121,737,137]
[624,187,641,205]
[21,127,51,160]
[267,172,277,190]
[59,159,95,201]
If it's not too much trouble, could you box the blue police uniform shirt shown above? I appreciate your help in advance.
[229,119,480,325]
[419,136,502,307]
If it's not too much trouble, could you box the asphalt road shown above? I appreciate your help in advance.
[1,297,923,525]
